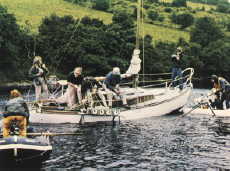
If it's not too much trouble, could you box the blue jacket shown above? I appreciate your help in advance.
[104,72,121,91]
[3,97,30,118]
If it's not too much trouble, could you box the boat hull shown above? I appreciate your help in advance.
[29,86,193,124]
[0,136,52,168]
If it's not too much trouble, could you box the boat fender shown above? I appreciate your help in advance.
[105,109,110,115]
[81,108,87,113]
[113,109,120,115]
[99,109,105,115]
[92,108,97,114]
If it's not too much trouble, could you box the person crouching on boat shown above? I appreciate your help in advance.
[100,67,130,109]
[29,56,49,101]
[56,67,84,108]
[2,89,30,137]
[171,47,183,89]
[210,75,230,109]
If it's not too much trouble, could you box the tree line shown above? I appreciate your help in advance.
[0,5,230,87]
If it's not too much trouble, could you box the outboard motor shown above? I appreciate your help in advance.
[9,119,20,136]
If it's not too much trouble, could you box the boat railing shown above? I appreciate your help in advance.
[126,67,194,89]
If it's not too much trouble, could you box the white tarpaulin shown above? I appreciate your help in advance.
[125,49,141,75]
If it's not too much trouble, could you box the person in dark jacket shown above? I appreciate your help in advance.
[29,56,49,101]
[2,89,30,137]
[56,67,84,107]
[171,47,183,89]
[101,67,129,108]
[210,75,230,109]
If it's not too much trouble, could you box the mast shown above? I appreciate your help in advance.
[136,0,141,50]
[133,0,141,88]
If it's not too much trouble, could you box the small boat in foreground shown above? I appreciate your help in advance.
[0,135,52,168]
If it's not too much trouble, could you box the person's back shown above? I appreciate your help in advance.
[2,90,29,137]
[104,72,121,91]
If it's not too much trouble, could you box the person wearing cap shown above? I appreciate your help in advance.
[56,67,84,108]
[210,75,230,109]
[171,47,183,89]
[2,89,30,137]
[29,56,49,101]
[100,67,129,109]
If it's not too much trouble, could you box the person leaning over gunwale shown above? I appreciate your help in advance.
[56,67,84,108]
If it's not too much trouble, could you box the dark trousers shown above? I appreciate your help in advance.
[171,67,183,89]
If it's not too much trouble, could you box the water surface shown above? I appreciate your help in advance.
[1,89,230,170]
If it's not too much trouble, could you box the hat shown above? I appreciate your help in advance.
[112,67,120,75]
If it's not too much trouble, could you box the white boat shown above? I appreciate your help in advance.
[183,107,230,117]
[29,67,194,124]
[26,0,194,124]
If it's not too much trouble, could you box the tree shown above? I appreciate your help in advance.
[190,17,224,47]
[93,0,110,11]
[148,10,159,21]
[171,13,194,29]
[200,39,230,79]
[216,2,230,13]
[0,5,29,81]
[172,0,187,7]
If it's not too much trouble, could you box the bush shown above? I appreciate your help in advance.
[171,13,194,29]
[148,10,159,21]
[158,15,165,22]
[172,0,187,7]
[216,3,230,13]
[92,0,110,11]
[164,7,172,13]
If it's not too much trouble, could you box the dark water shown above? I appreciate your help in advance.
[1,89,230,170]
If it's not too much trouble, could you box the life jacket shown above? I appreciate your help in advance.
[3,97,29,118]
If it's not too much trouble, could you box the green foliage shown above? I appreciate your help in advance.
[93,0,110,11]
[164,7,173,13]
[147,0,159,3]
[200,39,230,78]
[188,0,228,5]
[148,10,159,21]
[190,17,224,47]
[172,0,187,7]
[171,13,194,29]
[36,12,136,76]
[0,5,31,81]
[216,2,230,13]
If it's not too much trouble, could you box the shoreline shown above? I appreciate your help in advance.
[0,81,33,93]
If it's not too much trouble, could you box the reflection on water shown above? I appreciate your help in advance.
[1,89,230,170]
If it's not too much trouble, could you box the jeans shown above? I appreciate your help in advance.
[171,67,183,89]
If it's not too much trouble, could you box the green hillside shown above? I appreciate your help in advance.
[0,0,229,43]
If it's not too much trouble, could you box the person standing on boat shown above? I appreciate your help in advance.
[29,56,49,101]
[210,75,230,109]
[171,47,183,89]
[56,67,84,108]
[2,89,30,137]
[99,67,129,109]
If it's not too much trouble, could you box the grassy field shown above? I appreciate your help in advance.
[0,0,190,43]
[0,0,113,33]
[159,0,216,10]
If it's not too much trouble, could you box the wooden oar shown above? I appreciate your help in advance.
[180,91,217,117]
[180,103,202,117]
[0,132,82,137]
[26,132,82,136]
